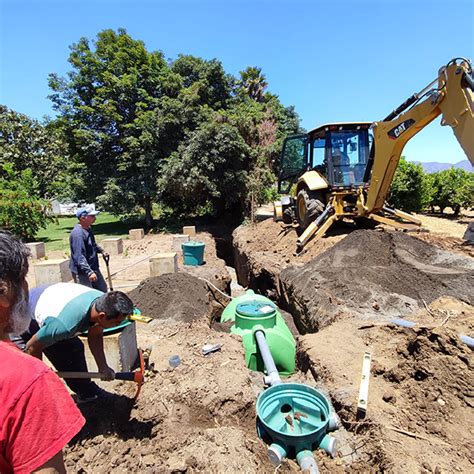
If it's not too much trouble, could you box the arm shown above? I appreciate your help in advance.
[32,451,66,474]
[25,334,46,359]
[87,324,115,380]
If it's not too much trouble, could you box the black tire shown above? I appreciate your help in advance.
[296,189,325,230]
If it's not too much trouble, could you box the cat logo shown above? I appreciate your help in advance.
[387,119,415,140]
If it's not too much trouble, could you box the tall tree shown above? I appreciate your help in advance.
[238,66,268,102]
[48,28,180,228]
[0,105,71,198]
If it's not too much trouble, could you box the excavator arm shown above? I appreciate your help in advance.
[365,58,474,213]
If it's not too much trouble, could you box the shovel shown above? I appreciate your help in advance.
[102,253,114,291]
[57,349,145,402]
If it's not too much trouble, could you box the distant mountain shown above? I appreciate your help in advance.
[412,160,473,174]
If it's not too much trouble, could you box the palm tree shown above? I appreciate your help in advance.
[239,66,268,102]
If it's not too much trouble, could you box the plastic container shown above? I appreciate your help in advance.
[229,298,296,376]
[169,355,181,368]
[256,383,334,454]
[182,241,205,266]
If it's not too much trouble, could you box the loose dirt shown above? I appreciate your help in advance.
[280,229,474,333]
[299,317,474,473]
[129,273,215,323]
[60,213,473,472]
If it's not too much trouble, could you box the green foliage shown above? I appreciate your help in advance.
[159,122,249,215]
[429,168,474,215]
[0,105,72,199]
[46,28,302,224]
[0,165,53,240]
[388,158,432,212]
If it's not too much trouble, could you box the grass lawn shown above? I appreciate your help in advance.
[37,213,134,253]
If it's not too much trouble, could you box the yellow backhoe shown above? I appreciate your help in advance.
[274,57,474,251]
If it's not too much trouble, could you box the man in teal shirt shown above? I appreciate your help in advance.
[14,282,134,403]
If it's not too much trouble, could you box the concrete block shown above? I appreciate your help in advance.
[149,253,178,277]
[183,226,196,238]
[173,234,189,251]
[33,258,72,286]
[101,238,123,255]
[80,322,138,372]
[129,228,144,240]
[26,242,45,259]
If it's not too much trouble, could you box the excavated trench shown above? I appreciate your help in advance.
[230,220,474,472]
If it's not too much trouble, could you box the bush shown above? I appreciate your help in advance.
[430,168,474,215]
[0,166,53,240]
[388,158,431,213]
[0,192,51,240]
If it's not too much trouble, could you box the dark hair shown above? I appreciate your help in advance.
[0,231,30,292]
[95,291,134,320]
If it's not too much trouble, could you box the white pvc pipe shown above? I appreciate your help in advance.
[255,330,282,386]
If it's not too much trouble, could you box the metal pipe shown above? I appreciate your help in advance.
[255,330,282,386]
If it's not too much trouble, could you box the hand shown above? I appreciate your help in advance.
[99,365,115,381]
[88,272,98,282]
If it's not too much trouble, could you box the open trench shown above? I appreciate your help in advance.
[224,221,474,473]
[207,225,386,471]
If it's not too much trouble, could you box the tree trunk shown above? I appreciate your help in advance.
[144,195,153,230]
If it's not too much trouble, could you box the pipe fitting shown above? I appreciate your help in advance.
[319,434,338,458]
[296,450,319,474]
[327,411,340,432]
[263,372,282,386]
[267,443,287,466]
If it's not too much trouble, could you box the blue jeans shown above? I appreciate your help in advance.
[73,269,108,292]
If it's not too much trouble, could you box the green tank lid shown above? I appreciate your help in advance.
[235,300,277,330]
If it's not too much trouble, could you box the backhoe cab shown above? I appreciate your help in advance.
[274,57,473,251]
[275,122,372,227]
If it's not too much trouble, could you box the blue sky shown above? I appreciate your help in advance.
[0,0,473,163]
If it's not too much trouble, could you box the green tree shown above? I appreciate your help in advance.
[159,121,249,216]
[388,158,431,212]
[430,168,474,215]
[238,66,268,102]
[0,105,71,198]
[48,28,179,228]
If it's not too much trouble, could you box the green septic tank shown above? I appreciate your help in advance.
[224,294,296,377]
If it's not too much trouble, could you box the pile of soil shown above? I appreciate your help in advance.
[300,319,474,472]
[129,273,213,323]
[233,218,345,296]
[281,230,474,333]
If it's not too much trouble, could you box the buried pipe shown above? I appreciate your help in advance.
[390,319,474,350]
[254,329,282,386]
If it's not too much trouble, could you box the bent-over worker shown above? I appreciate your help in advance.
[12,282,134,404]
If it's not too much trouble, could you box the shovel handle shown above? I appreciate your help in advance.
[56,371,136,380]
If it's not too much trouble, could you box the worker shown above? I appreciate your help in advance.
[13,282,134,404]
[70,205,108,292]
[0,231,85,472]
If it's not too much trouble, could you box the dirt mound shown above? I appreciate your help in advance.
[281,230,474,333]
[300,320,473,472]
[129,273,213,323]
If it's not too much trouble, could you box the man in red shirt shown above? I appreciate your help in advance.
[0,231,85,473]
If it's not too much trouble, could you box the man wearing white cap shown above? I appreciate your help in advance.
[69,206,108,292]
